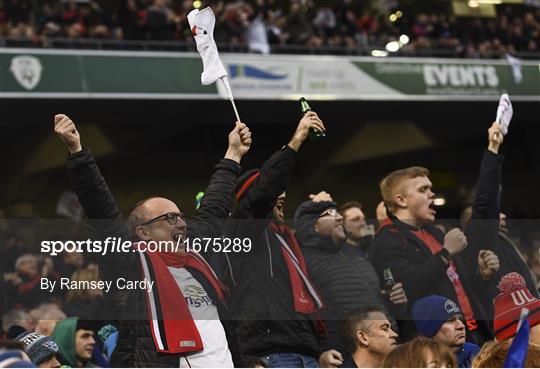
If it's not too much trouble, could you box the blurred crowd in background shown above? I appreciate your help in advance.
[0,0,539,57]
[2,200,540,323]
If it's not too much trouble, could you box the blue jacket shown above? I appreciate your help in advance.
[456,342,480,368]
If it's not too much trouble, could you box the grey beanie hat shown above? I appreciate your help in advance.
[16,331,59,366]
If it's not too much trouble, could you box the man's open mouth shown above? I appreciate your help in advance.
[172,232,184,242]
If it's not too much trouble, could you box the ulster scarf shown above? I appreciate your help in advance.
[268,222,324,314]
[135,242,228,354]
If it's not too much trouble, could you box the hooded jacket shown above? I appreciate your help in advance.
[52,318,79,367]
[294,200,391,353]
[51,317,102,368]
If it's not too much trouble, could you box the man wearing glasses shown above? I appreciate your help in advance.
[293,192,407,367]
[54,114,251,368]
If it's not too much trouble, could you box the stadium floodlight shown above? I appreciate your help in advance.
[399,34,410,45]
[371,50,389,57]
[385,41,400,52]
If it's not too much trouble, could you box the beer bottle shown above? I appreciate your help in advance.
[383,268,396,293]
[299,97,326,141]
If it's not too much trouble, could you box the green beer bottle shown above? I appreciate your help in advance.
[299,97,326,141]
[383,267,396,294]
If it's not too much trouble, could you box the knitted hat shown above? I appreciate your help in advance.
[493,272,540,340]
[15,332,58,366]
[412,295,462,338]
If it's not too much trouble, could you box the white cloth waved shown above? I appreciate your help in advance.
[188,7,228,85]
[495,93,513,135]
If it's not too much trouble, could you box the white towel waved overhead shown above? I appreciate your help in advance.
[188,7,228,85]
[495,93,513,135]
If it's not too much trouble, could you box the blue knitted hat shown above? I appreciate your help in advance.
[16,331,59,366]
[412,295,462,337]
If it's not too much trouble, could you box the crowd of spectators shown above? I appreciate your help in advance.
[0,113,540,367]
[0,0,539,57]
[2,205,539,317]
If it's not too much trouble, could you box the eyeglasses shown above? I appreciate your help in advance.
[139,212,184,227]
[319,208,338,218]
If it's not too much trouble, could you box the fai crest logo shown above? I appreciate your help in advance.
[10,55,43,90]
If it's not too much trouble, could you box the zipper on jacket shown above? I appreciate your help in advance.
[264,229,274,277]
[224,252,236,286]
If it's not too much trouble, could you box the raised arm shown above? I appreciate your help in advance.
[463,123,504,283]
[471,122,505,220]
[54,114,129,237]
[54,114,134,280]
[188,121,251,241]
[234,111,326,220]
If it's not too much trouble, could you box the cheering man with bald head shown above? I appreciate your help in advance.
[54,114,251,367]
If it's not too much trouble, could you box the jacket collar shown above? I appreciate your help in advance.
[383,216,443,255]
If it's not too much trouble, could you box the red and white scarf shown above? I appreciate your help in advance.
[135,242,228,354]
[268,222,324,313]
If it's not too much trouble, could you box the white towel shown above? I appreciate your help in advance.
[495,93,513,135]
[188,7,228,85]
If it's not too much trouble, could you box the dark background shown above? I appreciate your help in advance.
[1,97,539,222]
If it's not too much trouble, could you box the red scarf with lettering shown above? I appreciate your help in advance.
[134,242,228,354]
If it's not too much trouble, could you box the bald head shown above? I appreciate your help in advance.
[127,197,153,235]
[127,197,187,246]
[128,198,180,233]
[141,198,180,218]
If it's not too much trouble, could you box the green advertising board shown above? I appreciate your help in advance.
[1,48,538,101]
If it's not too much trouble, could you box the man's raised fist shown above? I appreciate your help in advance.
[54,114,82,154]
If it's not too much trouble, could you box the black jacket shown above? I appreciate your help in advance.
[294,200,397,353]
[369,218,493,342]
[339,354,358,368]
[222,146,320,358]
[67,149,241,367]
[464,150,539,316]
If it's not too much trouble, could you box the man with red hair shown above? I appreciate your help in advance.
[370,164,500,344]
